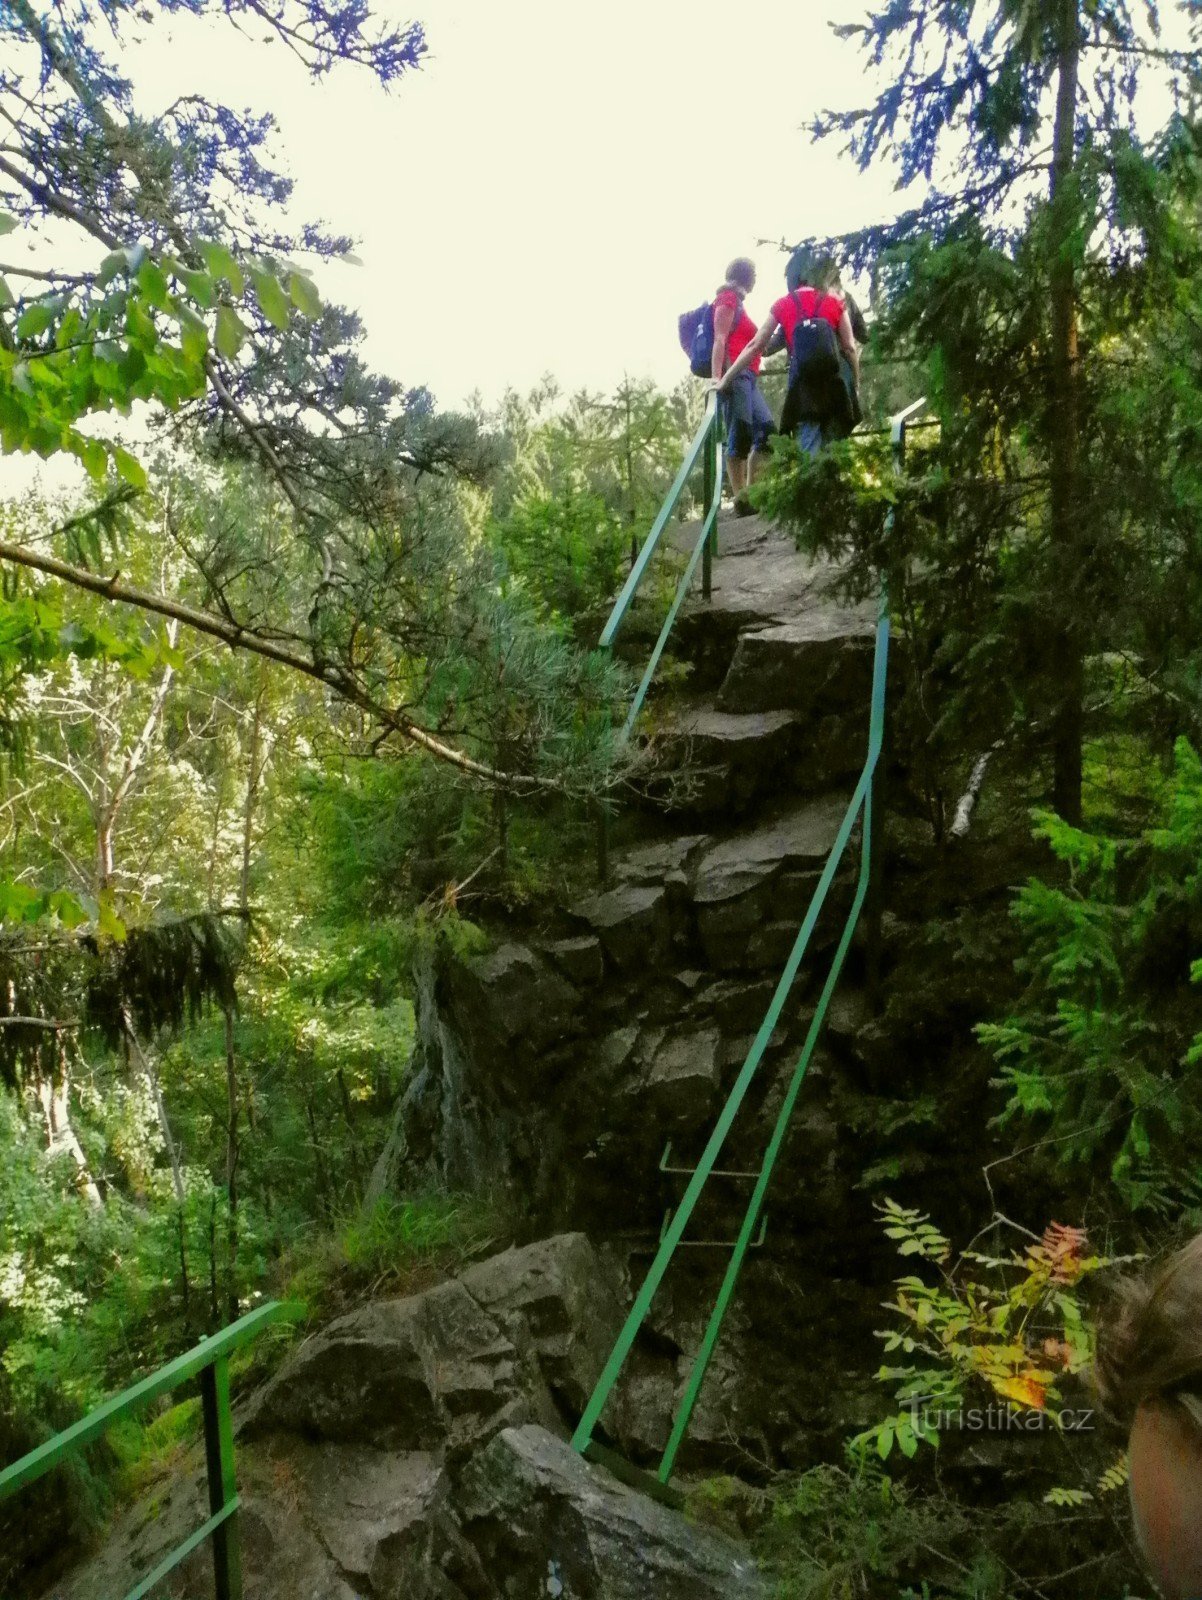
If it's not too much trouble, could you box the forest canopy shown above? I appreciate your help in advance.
[5,2,1202,1598]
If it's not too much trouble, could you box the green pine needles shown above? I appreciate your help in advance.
[982,738,1202,1213]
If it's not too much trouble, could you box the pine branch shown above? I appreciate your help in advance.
[0,536,569,795]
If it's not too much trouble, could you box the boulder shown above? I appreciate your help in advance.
[717,609,875,718]
[459,1235,625,1415]
[690,795,848,908]
[542,935,605,988]
[690,798,851,971]
[46,1440,482,1600]
[575,883,670,973]
[613,835,704,887]
[699,977,780,1032]
[245,1277,553,1455]
[645,1027,722,1128]
[589,1023,640,1082]
[457,1425,766,1599]
[448,942,581,1062]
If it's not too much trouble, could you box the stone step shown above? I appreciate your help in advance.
[651,704,801,817]
[716,611,876,718]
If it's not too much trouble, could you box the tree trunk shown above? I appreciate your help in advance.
[1047,0,1083,824]
[35,1058,102,1208]
[124,1011,186,1206]
[223,1004,240,1324]
[241,684,266,910]
[96,817,116,898]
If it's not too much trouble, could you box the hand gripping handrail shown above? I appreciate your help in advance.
[572,399,926,1488]
[0,1300,300,1600]
[598,392,723,744]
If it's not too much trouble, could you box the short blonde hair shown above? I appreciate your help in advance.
[1095,1235,1202,1425]
[725,257,756,292]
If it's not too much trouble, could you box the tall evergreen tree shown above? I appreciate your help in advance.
[809,0,1200,824]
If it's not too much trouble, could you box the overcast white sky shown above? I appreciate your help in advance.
[131,0,903,411]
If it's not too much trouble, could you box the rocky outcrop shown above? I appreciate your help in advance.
[247,1234,621,1456]
[245,1277,556,1455]
[458,1425,766,1599]
[395,788,858,1239]
[47,1237,764,1600]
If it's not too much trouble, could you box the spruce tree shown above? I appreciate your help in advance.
[810,0,1200,825]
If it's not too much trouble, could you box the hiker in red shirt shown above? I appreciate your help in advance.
[711,258,775,511]
[718,270,859,458]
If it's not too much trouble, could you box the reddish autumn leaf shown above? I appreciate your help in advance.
[1029,1223,1089,1284]
[1041,1338,1074,1367]
[994,1374,1049,1410]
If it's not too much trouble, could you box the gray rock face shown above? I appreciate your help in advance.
[246,1277,550,1455]
[448,941,582,1066]
[249,1235,627,1460]
[718,611,876,719]
[459,1234,625,1414]
[47,1243,763,1600]
[458,1425,766,1600]
[689,797,848,970]
[612,835,703,887]
[576,882,670,972]
[542,935,605,987]
[659,707,801,815]
[646,1026,722,1127]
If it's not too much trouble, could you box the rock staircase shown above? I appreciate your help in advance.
[399,511,890,1472]
[40,515,903,1600]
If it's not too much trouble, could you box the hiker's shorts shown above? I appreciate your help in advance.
[722,373,774,459]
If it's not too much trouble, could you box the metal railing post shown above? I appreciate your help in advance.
[702,396,717,601]
[865,397,924,1005]
[0,1304,294,1600]
[200,1355,242,1600]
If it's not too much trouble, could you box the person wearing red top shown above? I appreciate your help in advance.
[718,271,859,458]
[711,257,775,509]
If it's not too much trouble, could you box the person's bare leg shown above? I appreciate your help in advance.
[748,451,769,485]
[726,456,748,496]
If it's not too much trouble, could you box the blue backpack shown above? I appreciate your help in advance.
[678,299,719,378]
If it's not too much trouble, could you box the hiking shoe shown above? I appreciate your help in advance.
[734,493,755,517]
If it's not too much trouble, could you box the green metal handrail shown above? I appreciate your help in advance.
[572,397,927,1486]
[0,1300,299,1600]
[599,392,723,743]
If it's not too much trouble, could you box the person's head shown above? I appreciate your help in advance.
[725,257,756,295]
[1095,1235,1202,1599]
[785,247,839,294]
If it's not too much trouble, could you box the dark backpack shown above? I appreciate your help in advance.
[786,288,841,396]
[678,295,734,379]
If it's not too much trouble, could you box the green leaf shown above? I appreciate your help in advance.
[179,268,215,309]
[97,250,128,288]
[0,277,12,309]
[80,437,108,483]
[251,267,291,331]
[16,301,57,339]
[288,271,321,318]
[200,240,245,297]
[97,891,127,944]
[0,213,17,236]
[214,304,247,360]
[137,259,170,309]
[112,446,148,490]
[174,302,209,363]
[47,889,89,931]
